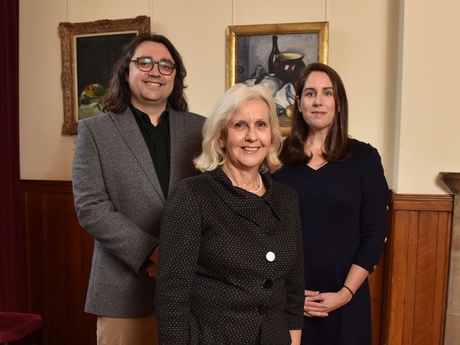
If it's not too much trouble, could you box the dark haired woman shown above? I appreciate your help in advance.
[273,63,389,344]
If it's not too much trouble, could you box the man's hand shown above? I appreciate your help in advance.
[146,247,158,278]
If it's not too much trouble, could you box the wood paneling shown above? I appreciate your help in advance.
[20,182,454,345]
[380,192,452,345]
[369,252,385,345]
[20,180,96,345]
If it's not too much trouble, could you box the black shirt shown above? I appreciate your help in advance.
[129,103,170,198]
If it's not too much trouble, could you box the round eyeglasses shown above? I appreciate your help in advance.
[130,57,176,75]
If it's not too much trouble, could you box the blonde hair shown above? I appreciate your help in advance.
[194,83,283,173]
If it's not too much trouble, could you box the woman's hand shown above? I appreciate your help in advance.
[304,290,328,317]
[304,288,352,317]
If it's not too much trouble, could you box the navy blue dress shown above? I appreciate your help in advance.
[273,139,389,345]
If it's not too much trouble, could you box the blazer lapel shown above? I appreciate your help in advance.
[205,168,282,227]
[110,108,165,202]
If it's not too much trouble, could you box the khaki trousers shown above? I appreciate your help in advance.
[97,313,158,345]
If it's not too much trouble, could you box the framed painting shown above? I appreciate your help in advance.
[59,16,151,135]
[226,22,328,135]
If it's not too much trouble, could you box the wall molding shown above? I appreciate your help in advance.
[391,192,453,211]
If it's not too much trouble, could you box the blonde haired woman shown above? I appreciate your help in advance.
[155,84,304,345]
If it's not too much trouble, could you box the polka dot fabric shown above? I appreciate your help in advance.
[155,167,304,345]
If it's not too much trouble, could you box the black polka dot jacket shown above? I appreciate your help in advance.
[155,167,304,345]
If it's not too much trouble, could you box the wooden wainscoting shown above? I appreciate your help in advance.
[20,180,96,345]
[20,181,453,345]
[380,191,453,345]
[370,252,385,345]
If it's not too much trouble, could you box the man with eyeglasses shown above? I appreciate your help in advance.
[72,33,205,345]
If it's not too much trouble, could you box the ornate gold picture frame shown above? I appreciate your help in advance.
[59,16,150,135]
[226,22,328,135]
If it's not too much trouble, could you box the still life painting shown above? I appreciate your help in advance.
[226,22,328,135]
[76,33,135,121]
[59,16,151,135]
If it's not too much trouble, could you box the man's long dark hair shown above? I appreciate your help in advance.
[279,62,350,166]
[102,33,189,113]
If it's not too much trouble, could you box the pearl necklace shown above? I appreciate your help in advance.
[247,173,263,193]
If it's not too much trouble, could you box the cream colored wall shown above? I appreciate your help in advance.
[396,0,460,194]
[19,0,460,194]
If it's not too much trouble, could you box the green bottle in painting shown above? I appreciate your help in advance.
[268,35,280,74]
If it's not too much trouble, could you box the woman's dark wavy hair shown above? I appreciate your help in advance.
[102,33,188,113]
[279,62,349,166]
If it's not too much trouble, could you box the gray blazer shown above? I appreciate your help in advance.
[72,107,205,318]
